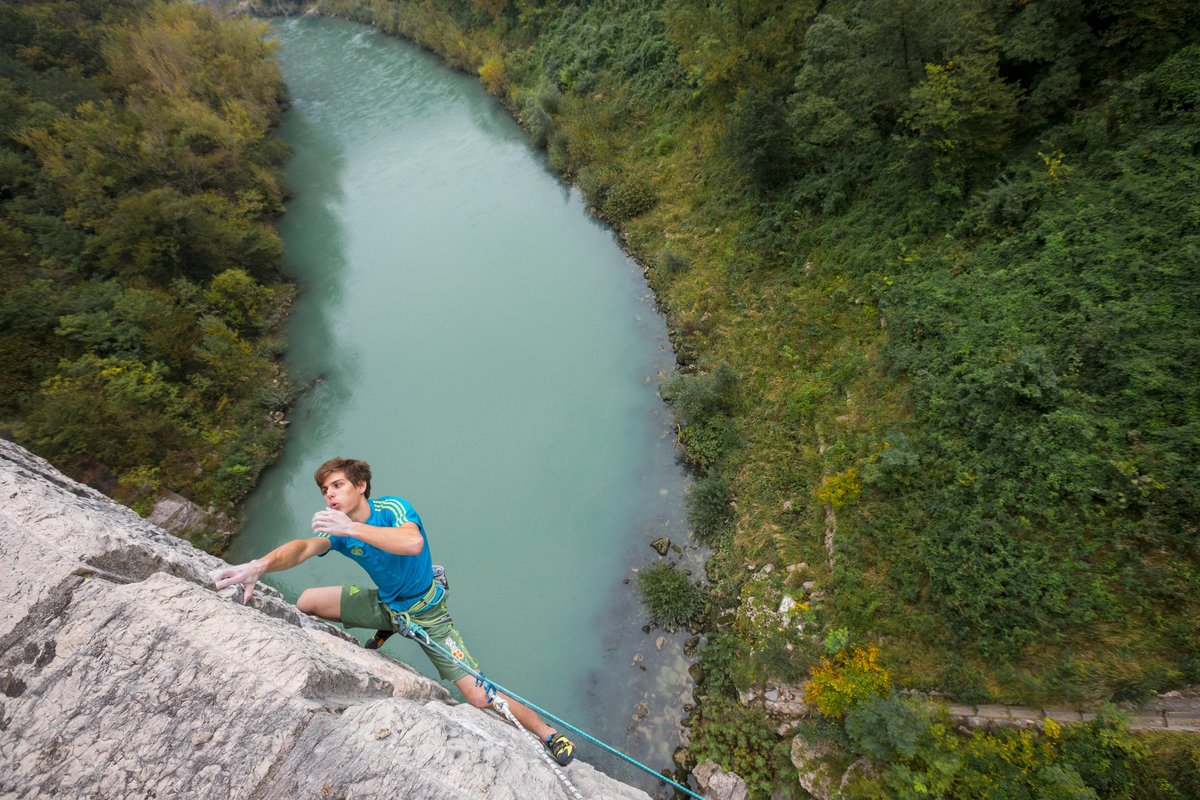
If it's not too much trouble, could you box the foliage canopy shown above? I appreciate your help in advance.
[0,0,291,546]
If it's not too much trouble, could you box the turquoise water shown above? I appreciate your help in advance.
[230,17,696,788]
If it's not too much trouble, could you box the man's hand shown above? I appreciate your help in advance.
[312,508,356,537]
[210,559,266,604]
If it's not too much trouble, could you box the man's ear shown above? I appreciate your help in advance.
[355,481,368,495]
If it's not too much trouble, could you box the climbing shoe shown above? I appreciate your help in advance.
[544,732,575,766]
[364,629,394,650]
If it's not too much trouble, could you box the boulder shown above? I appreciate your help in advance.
[693,759,749,800]
[0,439,649,800]
[790,733,851,800]
[147,489,232,544]
[739,681,809,720]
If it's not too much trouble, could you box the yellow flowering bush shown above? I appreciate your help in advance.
[804,645,891,718]
[478,56,507,95]
[814,466,862,510]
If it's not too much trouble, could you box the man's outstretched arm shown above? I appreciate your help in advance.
[209,536,332,603]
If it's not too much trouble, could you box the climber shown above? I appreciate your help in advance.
[209,456,575,767]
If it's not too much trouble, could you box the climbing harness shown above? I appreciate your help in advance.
[394,616,708,800]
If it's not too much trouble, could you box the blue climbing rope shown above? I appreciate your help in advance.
[395,616,708,800]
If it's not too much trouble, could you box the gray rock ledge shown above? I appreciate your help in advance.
[0,438,648,799]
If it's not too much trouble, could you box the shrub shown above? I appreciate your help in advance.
[1138,733,1200,800]
[20,355,188,473]
[602,175,657,222]
[1059,705,1148,798]
[823,627,852,655]
[677,415,734,469]
[947,724,1095,800]
[1149,44,1200,110]
[690,698,783,799]
[637,562,703,631]
[804,645,891,718]
[535,83,563,114]
[524,105,553,149]
[661,362,739,421]
[686,473,732,542]
[814,467,862,510]
[204,268,272,333]
[724,87,797,191]
[115,465,162,517]
[575,164,614,208]
[844,693,941,765]
[478,55,507,96]
[546,129,572,173]
[842,700,1152,799]
[698,633,745,699]
[659,249,688,274]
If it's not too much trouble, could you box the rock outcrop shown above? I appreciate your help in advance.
[0,439,649,799]
[692,759,749,800]
[146,489,233,547]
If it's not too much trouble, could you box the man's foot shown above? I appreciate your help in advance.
[364,629,394,650]
[544,732,575,766]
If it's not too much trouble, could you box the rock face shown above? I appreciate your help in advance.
[0,439,649,800]
[146,489,232,545]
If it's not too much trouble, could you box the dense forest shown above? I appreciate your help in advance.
[0,0,292,548]
[5,0,1198,796]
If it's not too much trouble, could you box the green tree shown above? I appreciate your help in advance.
[788,14,881,156]
[203,268,273,333]
[903,52,1020,188]
[19,354,190,474]
[999,0,1093,127]
[192,315,267,398]
[85,187,280,283]
[2,0,290,524]
[665,0,818,101]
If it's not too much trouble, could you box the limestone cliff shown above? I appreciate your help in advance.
[0,439,649,799]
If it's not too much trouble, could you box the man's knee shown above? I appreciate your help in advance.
[458,681,491,709]
[296,588,319,614]
[297,586,340,619]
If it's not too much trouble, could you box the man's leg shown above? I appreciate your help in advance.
[300,585,397,649]
[455,677,574,765]
[413,600,575,765]
[455,676,554,739]
[297,585,342,620]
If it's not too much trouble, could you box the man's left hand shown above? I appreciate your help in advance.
[312,508,356,537]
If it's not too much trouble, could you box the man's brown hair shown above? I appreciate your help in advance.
[314,457,372,499]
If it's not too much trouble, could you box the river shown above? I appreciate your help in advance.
[228,17,699,792]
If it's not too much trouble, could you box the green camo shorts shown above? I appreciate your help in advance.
[339,583,478,682]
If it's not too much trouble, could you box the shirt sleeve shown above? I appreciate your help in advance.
[372,498,417,528]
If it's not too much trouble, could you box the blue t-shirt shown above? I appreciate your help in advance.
[316,496,435,612]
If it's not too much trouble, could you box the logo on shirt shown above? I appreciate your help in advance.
[350,546,365,557]
[348,586,361,596]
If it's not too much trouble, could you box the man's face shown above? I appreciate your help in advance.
[320,470,367,514]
